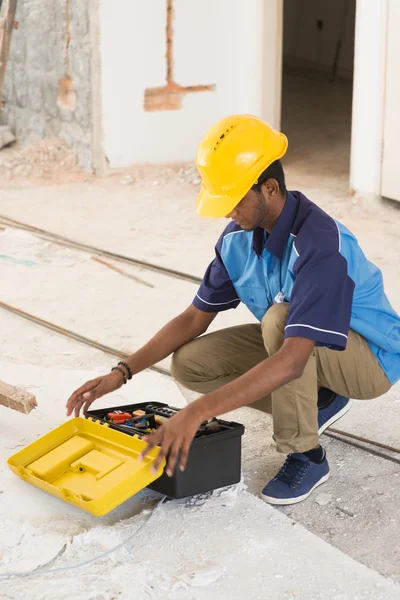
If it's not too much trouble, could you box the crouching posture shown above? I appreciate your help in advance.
[67,115,399,505]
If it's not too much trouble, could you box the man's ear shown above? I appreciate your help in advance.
[262,178,279,198]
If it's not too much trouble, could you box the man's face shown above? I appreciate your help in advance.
[226,188,269,231]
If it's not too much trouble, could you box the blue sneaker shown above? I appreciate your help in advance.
[271,392,351,443]
[318,394,351,435]
[261,451,330,505]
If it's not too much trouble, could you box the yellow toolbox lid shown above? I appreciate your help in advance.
[7,417,165,516]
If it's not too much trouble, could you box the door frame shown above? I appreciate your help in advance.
[258,0,284,129]
[260,0,391,200]
[350,0,388,198]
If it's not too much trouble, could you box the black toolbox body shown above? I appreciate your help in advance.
[86,401,244,499]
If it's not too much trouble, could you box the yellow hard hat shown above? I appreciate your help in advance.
[195,115,288,218]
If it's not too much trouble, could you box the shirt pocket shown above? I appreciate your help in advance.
[234,285,271,320]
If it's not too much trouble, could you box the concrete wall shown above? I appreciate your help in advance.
[0,0,93,169]
[283,0,356,79]
[99,0,264,167]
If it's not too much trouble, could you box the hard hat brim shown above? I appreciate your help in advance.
[196,187,242,219]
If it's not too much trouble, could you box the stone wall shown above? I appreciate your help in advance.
[0,0,93,169]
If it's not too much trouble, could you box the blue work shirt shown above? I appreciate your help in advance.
[193,191,400,384]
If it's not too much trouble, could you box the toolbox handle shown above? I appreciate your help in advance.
[87,417,110,427]
[92,418,145,438]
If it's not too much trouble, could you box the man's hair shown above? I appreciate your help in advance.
[252,159,286,195]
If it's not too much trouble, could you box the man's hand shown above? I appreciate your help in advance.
[140,405,203,477]
[66,370,125,417]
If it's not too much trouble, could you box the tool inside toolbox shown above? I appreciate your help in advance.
[101,403,228,438]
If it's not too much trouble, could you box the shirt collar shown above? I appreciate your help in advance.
[252,191,299,259]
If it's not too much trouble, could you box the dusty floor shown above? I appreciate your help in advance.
[0,74,400,597]
[2,354,399,599]
[282,72,353,188]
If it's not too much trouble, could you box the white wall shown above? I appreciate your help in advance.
[283,0,356,79]
[349,0,388,196]
[99,0,264,167]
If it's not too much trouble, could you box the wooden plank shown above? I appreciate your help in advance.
[0,0,18,100]
[0,380,37,414]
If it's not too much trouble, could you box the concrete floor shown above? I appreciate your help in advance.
[2,356,399,598]
[0,74,399,591]
[0,170,399,586]
[239,407,400,584]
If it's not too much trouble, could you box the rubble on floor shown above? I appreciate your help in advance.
[0,139,83,183]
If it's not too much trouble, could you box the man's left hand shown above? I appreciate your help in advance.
[139,405,203,476]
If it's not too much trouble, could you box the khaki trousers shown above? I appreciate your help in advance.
[171,304,391,454]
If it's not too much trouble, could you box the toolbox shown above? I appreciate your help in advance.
[7,401,244,515]
[7,417,165,516]
[86,401,245,500]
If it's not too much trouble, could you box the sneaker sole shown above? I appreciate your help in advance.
[318,399,352,436]
[260,472,330,506]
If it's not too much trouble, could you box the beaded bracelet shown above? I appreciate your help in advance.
[111,366,127,384]
[118,360,133,380]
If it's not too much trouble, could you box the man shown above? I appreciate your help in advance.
[66,115,400,505]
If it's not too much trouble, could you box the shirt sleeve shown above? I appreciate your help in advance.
[284,234,355,350]
[193,231,240,313]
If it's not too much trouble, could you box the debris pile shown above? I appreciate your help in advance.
[178,163,201,186]
[0,139,82,182]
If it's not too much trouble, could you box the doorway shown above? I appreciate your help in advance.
[280,0,356,191]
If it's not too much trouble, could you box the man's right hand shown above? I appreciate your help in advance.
[66,370,125,417]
